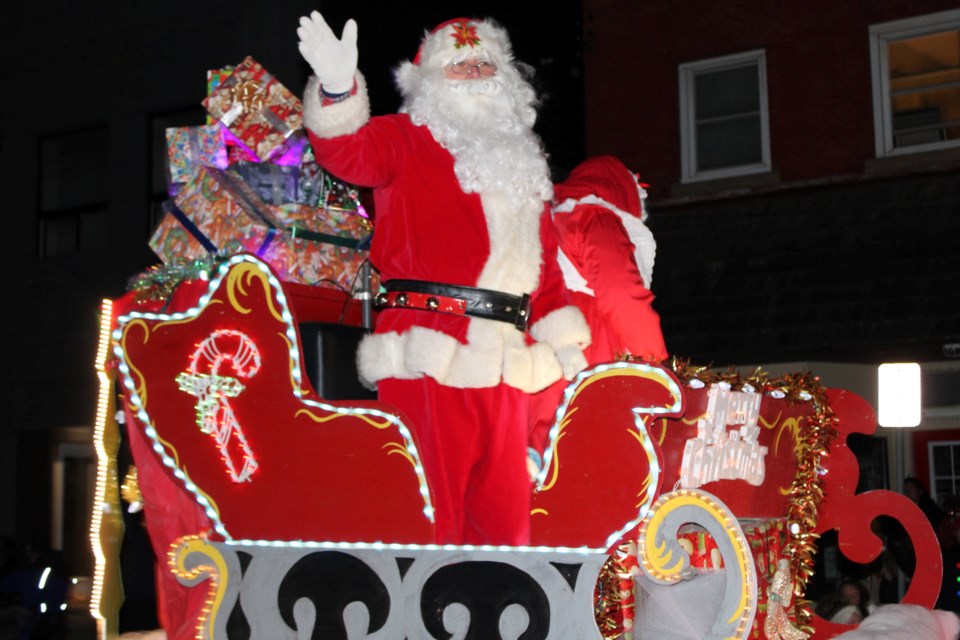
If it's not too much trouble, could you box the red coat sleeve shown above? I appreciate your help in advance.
[307,115,406,189]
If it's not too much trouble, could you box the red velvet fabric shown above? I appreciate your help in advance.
[551,156,666,362]
[380,377,531,545]
[530,156,668,456]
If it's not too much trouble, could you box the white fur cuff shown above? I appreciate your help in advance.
[302,72,371,139]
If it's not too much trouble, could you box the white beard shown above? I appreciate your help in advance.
[401,72,553,206]
[400,70,553,294]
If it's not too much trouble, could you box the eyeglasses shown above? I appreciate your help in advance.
[446,60,498,76]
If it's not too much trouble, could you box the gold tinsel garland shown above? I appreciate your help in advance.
[663,357,838,630]
[126,254,228,305]
[595,553,626,639]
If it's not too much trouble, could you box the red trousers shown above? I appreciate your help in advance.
[379,377,531,546]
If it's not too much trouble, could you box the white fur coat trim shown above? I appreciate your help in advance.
[356,318,567,393]
[530,305,591,351]
[475,192,543,296]
[303,72,371,139]
[553,194,657,290]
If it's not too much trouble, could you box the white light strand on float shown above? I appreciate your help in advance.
[226,538,607,555]
[113,255,436,541]
[536,361,683,487]
[603,408,662,552]
[90,298,114,637]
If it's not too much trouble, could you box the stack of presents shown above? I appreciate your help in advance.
[150,56,374,293]
[676,518,789,637]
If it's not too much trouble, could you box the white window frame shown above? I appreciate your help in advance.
[679,49,771,183]
[869,9,960,158]
[928,440,960,505]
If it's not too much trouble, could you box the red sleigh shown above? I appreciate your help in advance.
[94,254,942,640]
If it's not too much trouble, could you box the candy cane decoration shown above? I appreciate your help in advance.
[176,329,262,483]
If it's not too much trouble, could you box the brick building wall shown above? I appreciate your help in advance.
[582,0,960,196]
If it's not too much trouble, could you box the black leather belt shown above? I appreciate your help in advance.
[377,279,531,330]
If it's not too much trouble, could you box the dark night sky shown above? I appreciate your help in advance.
[312,0,587,178]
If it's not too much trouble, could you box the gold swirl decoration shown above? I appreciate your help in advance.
[168,535,229,640]
[637,489,757,640]
[226,262,282,321]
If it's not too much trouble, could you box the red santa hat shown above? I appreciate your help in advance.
[395,17,517,97]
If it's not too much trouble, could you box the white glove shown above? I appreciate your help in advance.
[555,344,588,381]
[297,11,358,95]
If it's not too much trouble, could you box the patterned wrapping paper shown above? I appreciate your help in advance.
[202,56,303,161]
[232,163,300,205]
[742,518,788,639]
[677,525,724,570]
[171,166,372,291]
[148,200,214,263]
[165,125,229,185]
[205,66,235,124]
[226,138,259,165]
[296,162,325,207]
[174,165,286,258]
[266,203,375,290]
[259,232,372,291]
[271,203,373,243]
[677,519,789,638]
[321,172,364,213]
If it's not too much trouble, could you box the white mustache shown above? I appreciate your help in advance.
[447,77,503,97]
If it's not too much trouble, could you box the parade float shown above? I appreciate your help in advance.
[88,57,943,640]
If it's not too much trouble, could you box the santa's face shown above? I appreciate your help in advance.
[443,57,498,80]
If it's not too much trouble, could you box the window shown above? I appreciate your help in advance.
[869,9,960,157]
[929,440,960,505]
[38,127,109,258]
[679,50,770,183]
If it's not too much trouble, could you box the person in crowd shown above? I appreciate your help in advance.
[904,476,946,529]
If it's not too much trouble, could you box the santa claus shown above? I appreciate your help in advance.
[297,12,590,545]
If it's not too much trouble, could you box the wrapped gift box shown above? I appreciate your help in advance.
[174,165,285,258]
[272,203,372,244]
[174,166,371,291]
[165,125,228,186]
[149,201,215,263]
[321,172,365,214]
[676,519,790,638]
[259,232,371,291]
[267,203,374,291]
[202,56,303,161]
[741,518,788,639]
[206,66,235,96]
[232,162,300,205]
[206,66,235,124]
[677,525,723,570]
[296,162,325,207]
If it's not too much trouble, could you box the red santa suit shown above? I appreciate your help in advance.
[302,18,590,545]
[530,156,667,459]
